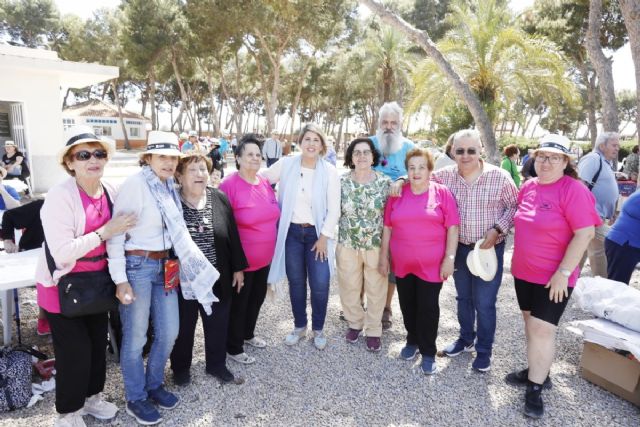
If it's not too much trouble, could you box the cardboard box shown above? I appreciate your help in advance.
[580,342,640,406]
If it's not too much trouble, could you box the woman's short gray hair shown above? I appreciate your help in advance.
[595,132,620,149]
[452,129,482,147]
[378,102,403,125]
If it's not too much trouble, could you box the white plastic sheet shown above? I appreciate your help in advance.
[573,276,640,333]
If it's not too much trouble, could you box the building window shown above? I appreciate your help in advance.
[93,126,112,137]
[62,118,75,131]
[129,127,140,137]
[0,113,10,137]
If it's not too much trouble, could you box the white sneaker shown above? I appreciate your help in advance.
[82,393,118,420]
[284,327,307,346]
[244,336,267,348]
[54,410,86,427]
[313,330,327,350]
[227,352,256,364]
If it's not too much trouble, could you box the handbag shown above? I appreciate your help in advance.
[44,186,118,318]
[0,346,46,412]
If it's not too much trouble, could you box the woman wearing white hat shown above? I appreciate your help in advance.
[1,140,31,192]
[107,131,220,425]
[507,134,601,419]
[35,125,136,427]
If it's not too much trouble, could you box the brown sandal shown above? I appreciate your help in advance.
[382,307,392,330]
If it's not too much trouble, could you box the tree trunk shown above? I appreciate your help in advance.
[148,72,157,130]
[619,0,640,185]
[62,88,72,109]
[578,61,599,146]
[289,54,315,138]
[359,0,498,163]
[170,50,191,130]
[111,80,130,150]
[586,0,619,132]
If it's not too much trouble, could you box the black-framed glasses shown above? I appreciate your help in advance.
[73,149,108,161]
[534,154,564,165]
[454,148,478,156]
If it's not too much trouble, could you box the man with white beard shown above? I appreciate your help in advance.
[369,102,414,329]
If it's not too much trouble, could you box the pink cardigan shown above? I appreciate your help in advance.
[35,177,118,287]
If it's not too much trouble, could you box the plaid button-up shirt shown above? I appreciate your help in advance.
[431,162,518,245]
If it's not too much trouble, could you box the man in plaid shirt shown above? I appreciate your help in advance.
[432,129,518,372]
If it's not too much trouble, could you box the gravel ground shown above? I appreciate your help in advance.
[1,241,639,426]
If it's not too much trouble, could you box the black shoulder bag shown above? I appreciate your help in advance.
[45,187,118,318]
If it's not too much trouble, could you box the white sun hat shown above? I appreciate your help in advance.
[465,238,498,282]
[535,134,574,157]
[139,131,183,158]
[57,125,115,164]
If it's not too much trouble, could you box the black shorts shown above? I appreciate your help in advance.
[514,277,573,326]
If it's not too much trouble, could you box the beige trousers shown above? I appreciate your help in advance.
[580,223,610,278]
[336,244,387,337]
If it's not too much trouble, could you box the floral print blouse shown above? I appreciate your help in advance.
[338,171,391,250]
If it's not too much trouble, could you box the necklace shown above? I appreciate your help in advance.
[77,183,104,217]
[180,192,210,233]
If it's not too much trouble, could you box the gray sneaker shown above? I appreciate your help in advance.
[284,327,307,346]
[313,330,327,350]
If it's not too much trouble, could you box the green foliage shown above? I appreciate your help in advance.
[0,0,60,47]
[401,0,461,42]
[431,102,474,143]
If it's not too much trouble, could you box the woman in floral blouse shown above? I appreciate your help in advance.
[337,138,391,352]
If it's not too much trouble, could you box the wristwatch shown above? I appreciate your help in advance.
[492,224,503,235]
[558,268,572,278]
[446,254,455,261]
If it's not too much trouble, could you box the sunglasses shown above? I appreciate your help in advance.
[73,149,108,161]
[454,148,478,156]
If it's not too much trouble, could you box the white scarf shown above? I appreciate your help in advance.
[141,166,219,315]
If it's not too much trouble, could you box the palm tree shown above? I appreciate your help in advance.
[409,0,577,137]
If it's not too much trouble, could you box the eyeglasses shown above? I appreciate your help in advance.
[534,154,563,165]
[353,150,372,157]
[72,149,108,161]
[454,148,478,156]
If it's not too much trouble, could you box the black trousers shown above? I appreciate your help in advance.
[45,310,108,414]
[170,291,231,374]
[227,265,269,355]
[395,274,442,358]
[605,238,640,285]
[0,199,44,250]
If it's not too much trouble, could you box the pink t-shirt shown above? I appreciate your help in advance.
[38,190,111,313]
[383,183,459,283]
[219,172,280,271]
[512,176,602,287]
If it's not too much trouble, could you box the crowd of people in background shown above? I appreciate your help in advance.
[0,101,638,426]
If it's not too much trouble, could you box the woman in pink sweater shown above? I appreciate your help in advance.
[219,134,280,364]
[36,126,135,427]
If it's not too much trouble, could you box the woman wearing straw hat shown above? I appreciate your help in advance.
[2,140,31,193]
[35,125,136,427]
[507,134,601,419]
[107,131,220,425]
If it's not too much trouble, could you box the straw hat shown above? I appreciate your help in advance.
[465,239,498,282]
[535,134,574,157]
[57,125,115,164]
[139,131,183,158]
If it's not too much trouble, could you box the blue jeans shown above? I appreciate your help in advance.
[452,241,505,357]
[119,255,179,402]
[285,223,330,331]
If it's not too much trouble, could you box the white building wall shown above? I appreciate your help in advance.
[0,69,67,192]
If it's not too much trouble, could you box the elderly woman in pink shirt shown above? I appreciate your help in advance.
[507,134,600,419]
[379,148,459,375]
[219,134,280,364]
[35,125,135,426]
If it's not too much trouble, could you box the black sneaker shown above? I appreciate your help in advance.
[207,366,235,384]
[524,382,544,419]
[173,370,191,386]
[505,368,552,389]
